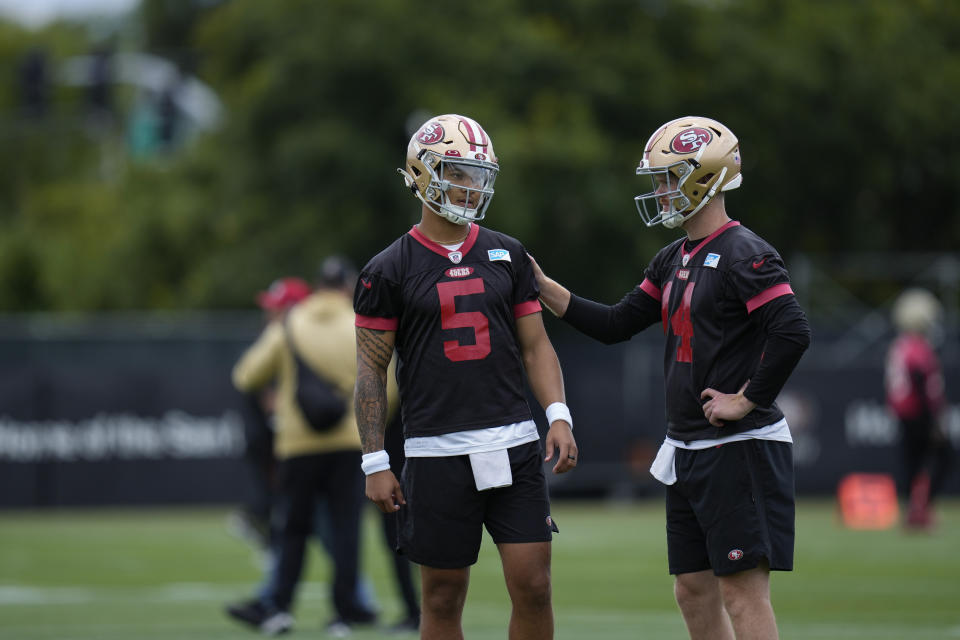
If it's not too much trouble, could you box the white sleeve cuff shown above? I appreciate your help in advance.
[545,402,572,430]
[361,450,390,475]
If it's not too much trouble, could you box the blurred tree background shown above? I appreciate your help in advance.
[1,0,958,316]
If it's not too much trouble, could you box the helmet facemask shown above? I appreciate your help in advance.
[416,152,498,225]
[634,160,729,229]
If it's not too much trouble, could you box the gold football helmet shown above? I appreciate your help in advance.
[634,116,742,229]
[399,114,499,225]
[892,288,942,334]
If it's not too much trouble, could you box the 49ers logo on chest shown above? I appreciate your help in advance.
[445,266,474,278]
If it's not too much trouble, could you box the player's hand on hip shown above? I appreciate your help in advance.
[700,381,755,427]
[365,470,405,514]
[545,421,578,474]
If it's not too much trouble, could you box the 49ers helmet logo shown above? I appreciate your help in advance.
[670,127,713,154]
[416,122,445,145]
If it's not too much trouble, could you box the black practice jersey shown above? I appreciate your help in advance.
[576,221,795,441]
[354,224,541,438]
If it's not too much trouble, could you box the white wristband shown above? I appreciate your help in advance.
[361,450,390,476]
[545,402,572,430]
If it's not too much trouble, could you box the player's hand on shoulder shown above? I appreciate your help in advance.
[526,252,570,317]
[527,253,545,282]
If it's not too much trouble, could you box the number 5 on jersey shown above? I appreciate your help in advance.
[437,278,491,362]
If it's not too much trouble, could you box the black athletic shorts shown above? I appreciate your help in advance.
[666,439,795,576]
[397,440,555,569]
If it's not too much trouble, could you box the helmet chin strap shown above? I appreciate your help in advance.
[439,205,479,225]
[416,187,480,225]
[662,166,728,229]
[398,168,417,191]
[662,210,685,229]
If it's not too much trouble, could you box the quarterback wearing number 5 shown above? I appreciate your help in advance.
[353,114,576,640]
[533,117,810,640]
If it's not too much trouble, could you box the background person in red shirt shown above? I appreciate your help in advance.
[885,287,955,530]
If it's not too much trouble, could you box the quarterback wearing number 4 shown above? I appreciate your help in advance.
[533,117,810,640]
[353,114,577,640]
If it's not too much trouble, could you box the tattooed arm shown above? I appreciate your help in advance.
[354,326,403,513]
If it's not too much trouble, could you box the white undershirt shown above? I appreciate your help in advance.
[650,418,792,485]
[404,420,540,457]
[666,418,792,450]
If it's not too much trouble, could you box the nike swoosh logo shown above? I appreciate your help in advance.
[752,258,766,269]
[361,279,372,289]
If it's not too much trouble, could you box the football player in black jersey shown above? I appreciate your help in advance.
[533,116,810,640]
[353,114,577,640]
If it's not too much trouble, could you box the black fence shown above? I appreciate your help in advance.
[0,314,956,508]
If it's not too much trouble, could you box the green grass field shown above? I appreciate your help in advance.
[0,498,957,639]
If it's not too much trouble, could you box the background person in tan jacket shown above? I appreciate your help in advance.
[228,256,398,636]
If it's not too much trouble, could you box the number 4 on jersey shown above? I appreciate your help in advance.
[661,281,695,363]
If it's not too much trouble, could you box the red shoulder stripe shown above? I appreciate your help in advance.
[746,283,793,314]
[355,315,399,331]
